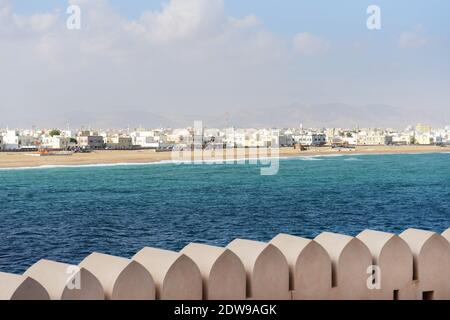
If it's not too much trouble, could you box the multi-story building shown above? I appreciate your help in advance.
[392,133,413,145]
[77,135,104,149]
[53,136,72,149]
[106,135,133,149]
[134,136,158,148]
[343,135,357,146]
[279,133,294,147]
[433,135,444,145]
[3,130,19,150]
[17,135,39,149]
[357,130,393,145]
[41,135,72,149]
[255,129,279,148]
[293,132,326,146]
[167,129,192,144]
[225,129,246,147]
[129,129,169,149]
[325,128,339,144]
[415,134,432,145]
[203,128,224,148]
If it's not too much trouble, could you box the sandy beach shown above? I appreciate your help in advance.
[0,145,448,169]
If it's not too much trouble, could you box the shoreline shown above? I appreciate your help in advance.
[0,145,449,170]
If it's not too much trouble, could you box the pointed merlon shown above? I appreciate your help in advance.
[181,243,246,300]
[270,234,332,300]
[133,247,202,300]
[24,259,104,300]
[80,252,155,300]
[357,230,413,299]
[0,272,49,300]
[315,232,372,300]
[227,239,290,300]
[399,228,450,299]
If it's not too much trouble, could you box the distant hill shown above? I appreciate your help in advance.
[4,103,447,129]
[216,103,447,129]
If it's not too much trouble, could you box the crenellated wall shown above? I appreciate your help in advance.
[1,228,449,300]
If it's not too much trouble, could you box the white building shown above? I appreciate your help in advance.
[203,128,224,146]
[343,135,357,146]
[3,130,19,150]
[40,135,53,148]
[77,136,104,149]
[41,136,72,149]
[17,135,39,149]
[357,131,393,145]
[392,133,413,145]
[167,129,192,144]
[134,136,158,148]
[433,135,444,145]
[415,134,432,145]
[293,132,326,146]
[255,129,279,148]
[132,130,169,148]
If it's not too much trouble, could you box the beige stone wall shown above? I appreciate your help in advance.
[1,227,449,300]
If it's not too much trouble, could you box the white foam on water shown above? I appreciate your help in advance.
[0,155,290,171]
[296,156,324,161]
[290,154,347,161]
[1,152,448,171]
[0,160,178,171]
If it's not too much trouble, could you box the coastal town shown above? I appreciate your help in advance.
[0,123,449,152]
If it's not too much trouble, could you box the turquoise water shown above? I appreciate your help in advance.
[1,153,449,273]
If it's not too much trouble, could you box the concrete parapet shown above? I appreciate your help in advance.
[80,252,155,300]
[227,239,290,300]
[399,228,450,299]
[181,243,246,300]
[133,247,202,300]
[315,232,372,299]
[397,280,421,300]
[357,230,413,300]
[270,234,332,300]
[24,259,104,300]
[2,227,449,300]
[0,272,49,300]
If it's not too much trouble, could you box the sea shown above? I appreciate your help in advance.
[1,152,449,273]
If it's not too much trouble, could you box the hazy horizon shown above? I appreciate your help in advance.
[1,102,448,131]
[1,0,449,128]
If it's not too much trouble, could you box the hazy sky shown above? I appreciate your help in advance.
[1,0,449,128]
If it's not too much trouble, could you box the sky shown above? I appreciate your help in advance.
[1,0,449,128]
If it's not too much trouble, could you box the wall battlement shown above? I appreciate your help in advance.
[1,228,449,300]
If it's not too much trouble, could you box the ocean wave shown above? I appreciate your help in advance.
[296,157,324,161]
[291,154,347,161]
[1,152,448,171]
[0,160,177,171]
[0,156,290,171]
